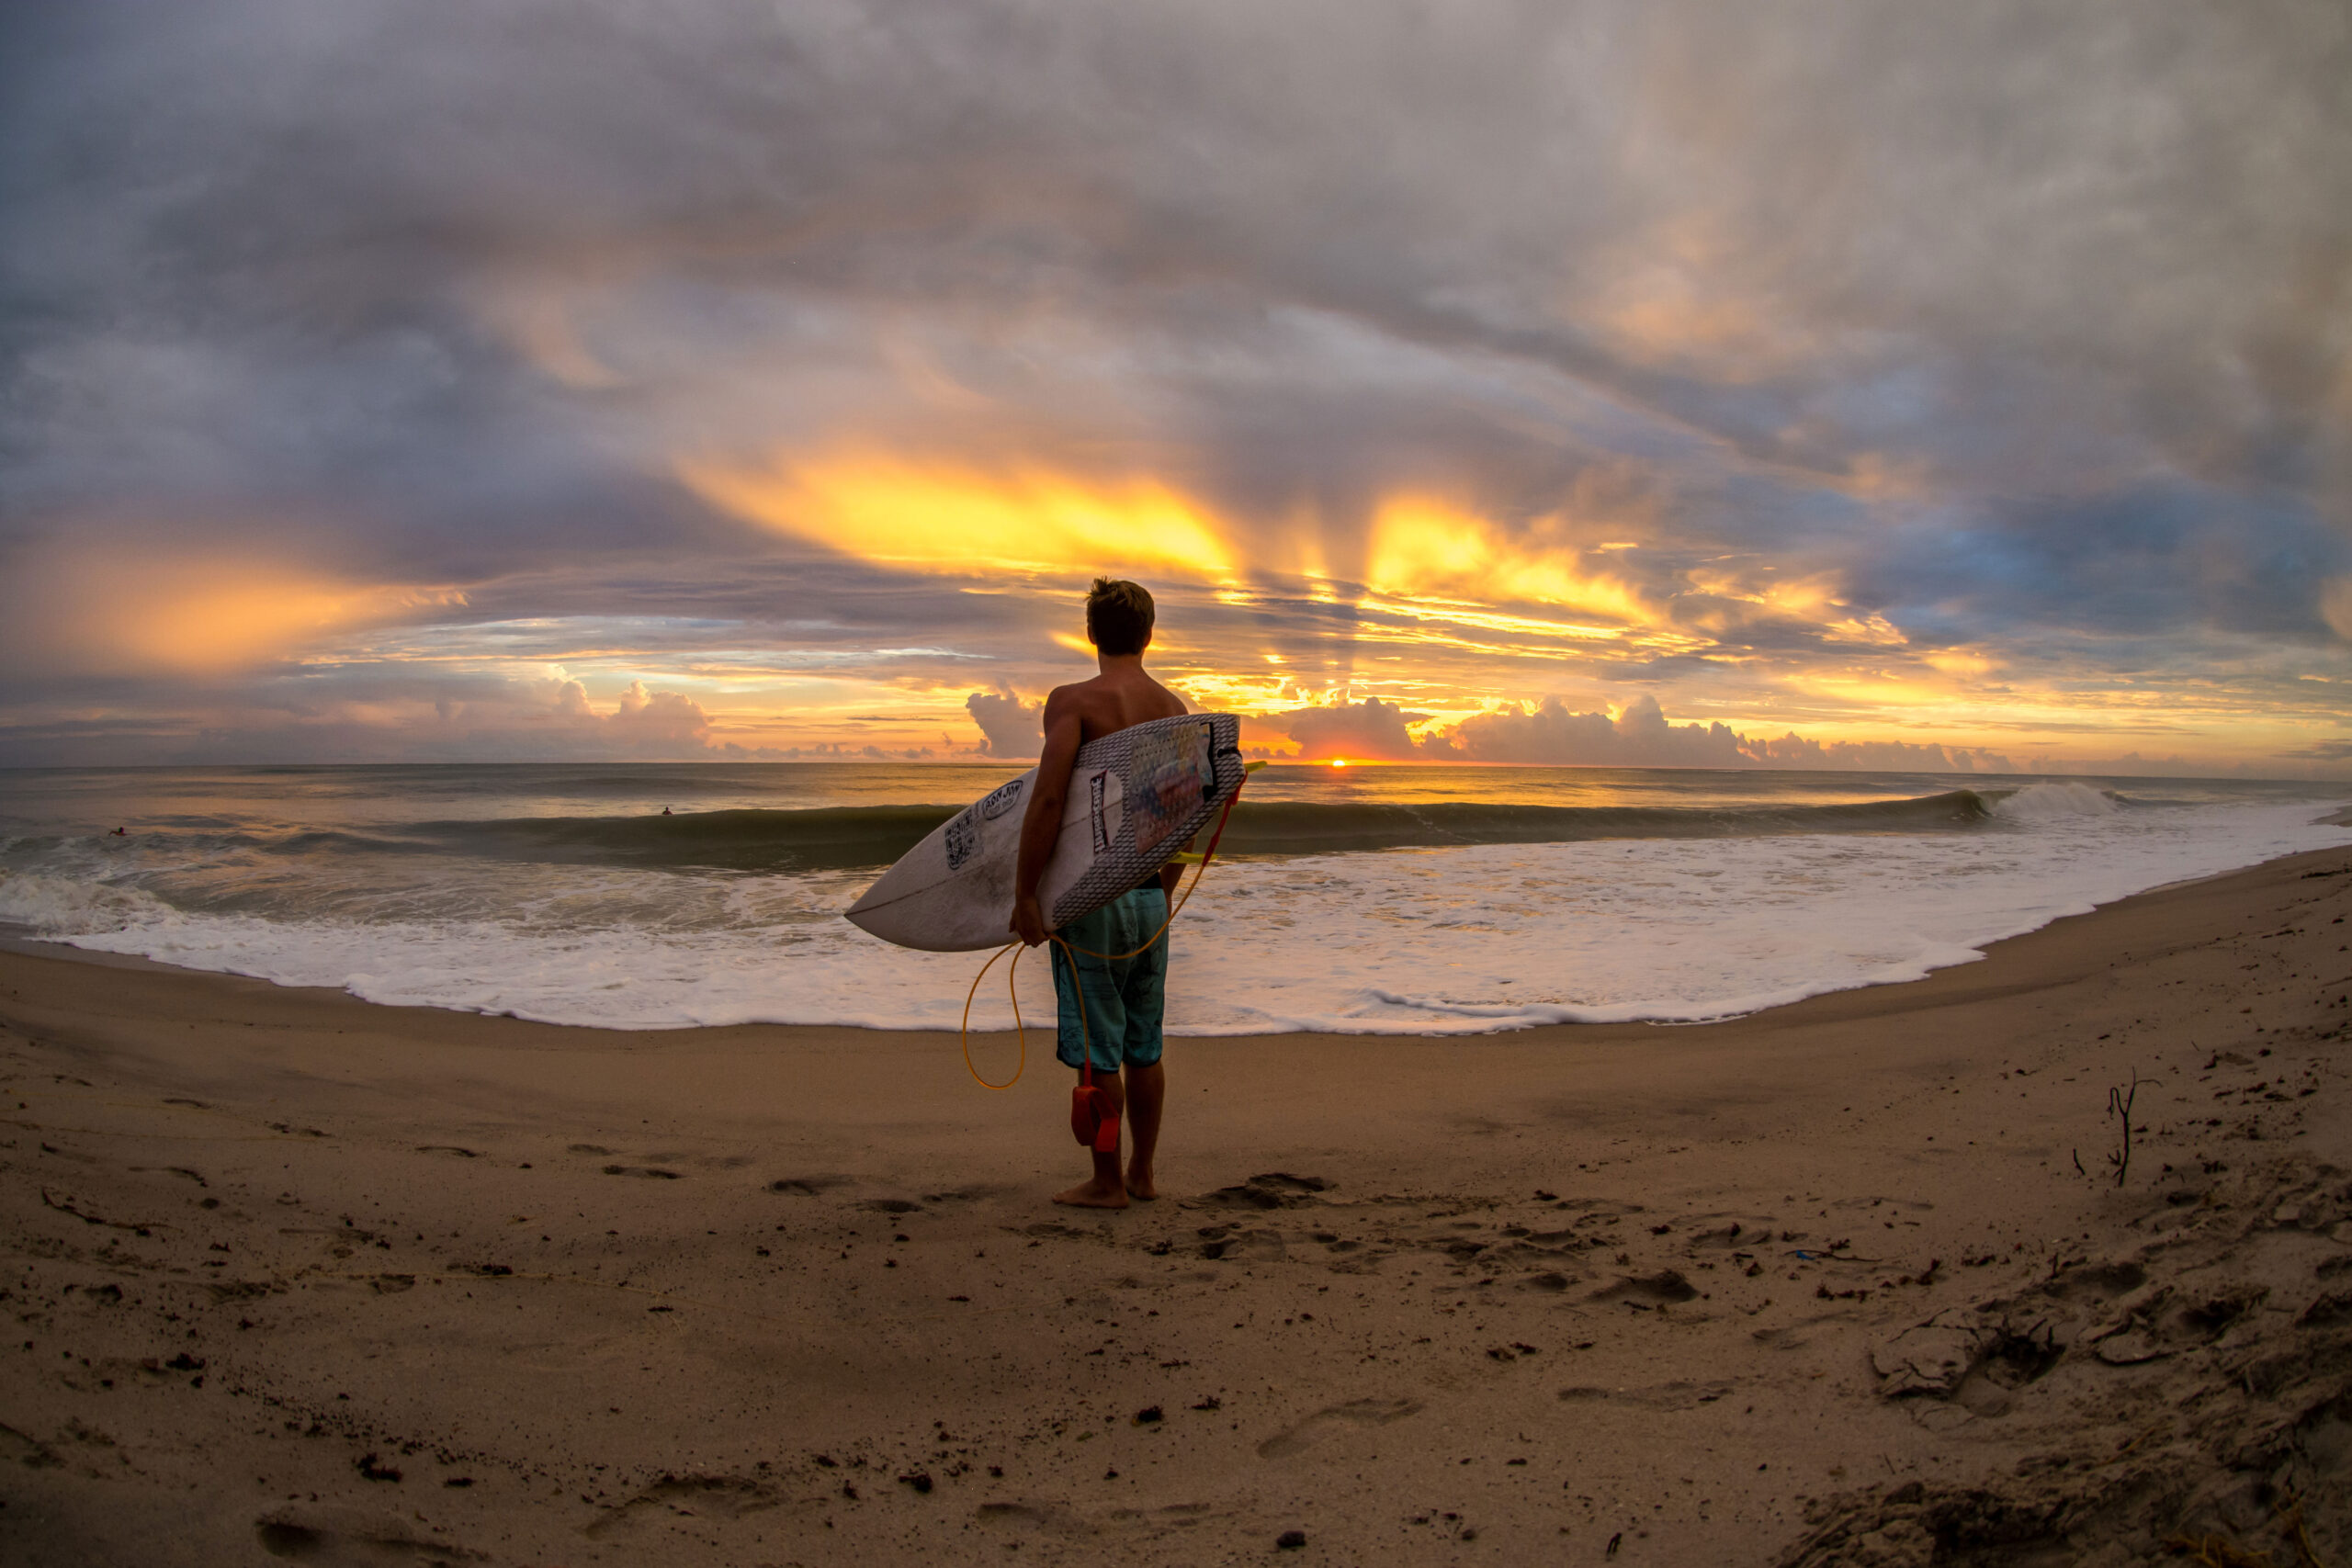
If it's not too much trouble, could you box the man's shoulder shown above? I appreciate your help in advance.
[1041,676,1105,715]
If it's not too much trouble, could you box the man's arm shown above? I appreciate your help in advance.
[1009,691,1082,947]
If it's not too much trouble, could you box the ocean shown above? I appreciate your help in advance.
[0,763,2345,1036]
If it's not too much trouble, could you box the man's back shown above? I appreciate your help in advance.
[1045,662,1187,748]
[1012,576,1185,952]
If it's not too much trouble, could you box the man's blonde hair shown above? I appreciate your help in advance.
[1085,578,1155,656]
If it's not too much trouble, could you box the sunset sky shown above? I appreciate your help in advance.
[3,2,2348,773]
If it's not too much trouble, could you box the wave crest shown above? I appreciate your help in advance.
[1988,782,2121,821]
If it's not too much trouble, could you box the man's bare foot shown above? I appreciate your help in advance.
[1125,1166,1158,1201]
[1053,1179,1129,1209]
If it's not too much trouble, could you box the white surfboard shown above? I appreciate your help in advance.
[844,712,1245,952]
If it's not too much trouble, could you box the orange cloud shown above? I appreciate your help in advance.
[677,451,1235,581]
[1364,497,1653,626]
[5,542,465,676]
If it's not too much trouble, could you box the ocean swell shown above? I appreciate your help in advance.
[304,788,2009,874]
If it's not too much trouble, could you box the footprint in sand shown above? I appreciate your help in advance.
[2041,1258,2146,1303]
[767,1175,855,1196]
[1679,1216,1783,1250]
[1556,1382,1735,1410]
[1589,1269,1699,1305]
[975,1500,1094,1537]
[1256,1396,1422,1459]
[1196,1173,1333,1212]
[922,1183,1003,1204]
[582,1473,793,1540]
[255,1506,483,1562]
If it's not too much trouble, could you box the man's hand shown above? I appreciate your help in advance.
[1010,893,1050,948]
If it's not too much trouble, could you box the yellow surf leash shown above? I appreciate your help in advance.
[959,761,1261,1092]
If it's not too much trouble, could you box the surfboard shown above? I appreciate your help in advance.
[844,712,1245,953]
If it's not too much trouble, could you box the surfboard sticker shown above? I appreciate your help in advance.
[978,777,1025,820]
[944,807,979,872]
[1129,720,1214,858]
[843,711,1244,953]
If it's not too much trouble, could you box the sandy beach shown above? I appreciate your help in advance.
[4,846,2350,1567]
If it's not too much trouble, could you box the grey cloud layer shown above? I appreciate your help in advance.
[2,0,2348,760]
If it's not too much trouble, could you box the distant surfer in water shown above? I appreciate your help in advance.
[1010,578,1189,1209]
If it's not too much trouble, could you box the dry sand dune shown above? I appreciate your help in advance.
[4,848,2350,1566]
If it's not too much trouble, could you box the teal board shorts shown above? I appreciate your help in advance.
[1050,885,1169,1074]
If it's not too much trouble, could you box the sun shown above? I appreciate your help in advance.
[1330,759,1348,768]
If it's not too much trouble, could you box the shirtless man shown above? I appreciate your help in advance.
[1009,578,1188,1209]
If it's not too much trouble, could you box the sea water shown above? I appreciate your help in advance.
[0,763,2345,1035]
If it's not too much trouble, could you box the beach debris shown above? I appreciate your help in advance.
[897,1470,933,1494]
[2103,1070,2146,1186]
[355,1452,401,1483]
[1275,1529,1307,1550]
[39,1190,154,1235]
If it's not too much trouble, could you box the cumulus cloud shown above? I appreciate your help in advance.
[1448,694,1749,767]
[966,688,1044,758]
[1277,698,1428,761]
[385,676,722,761]
[1264,693,2018,773]
[1743,730,2013,773]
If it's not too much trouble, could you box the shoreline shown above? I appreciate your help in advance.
[3,845,2349,1564]
[5,818,2347,1042]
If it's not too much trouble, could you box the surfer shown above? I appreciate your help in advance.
[1010,578,1189,1209]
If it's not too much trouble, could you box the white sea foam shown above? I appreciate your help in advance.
[10,796,2347,1036]
[1988,781,2117,820]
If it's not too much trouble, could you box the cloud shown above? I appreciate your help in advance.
[1276,698,1427,761]
[1,2,2348,767]
[0,531,469,677]
[601,680,714,753]
[966,688,1044,758]
[370,675,723,760]
[1446,694,1748,767]
[1742,730,2013,774]
[1264,692,2017,773]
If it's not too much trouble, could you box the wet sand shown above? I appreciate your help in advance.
[3,847,2350,1566]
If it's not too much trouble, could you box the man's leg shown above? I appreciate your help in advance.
[1123,1061,1165,1201]
[1051,919,1132,1209]
[1053,1066,1128,1209]
[1120,885,1170,1201]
